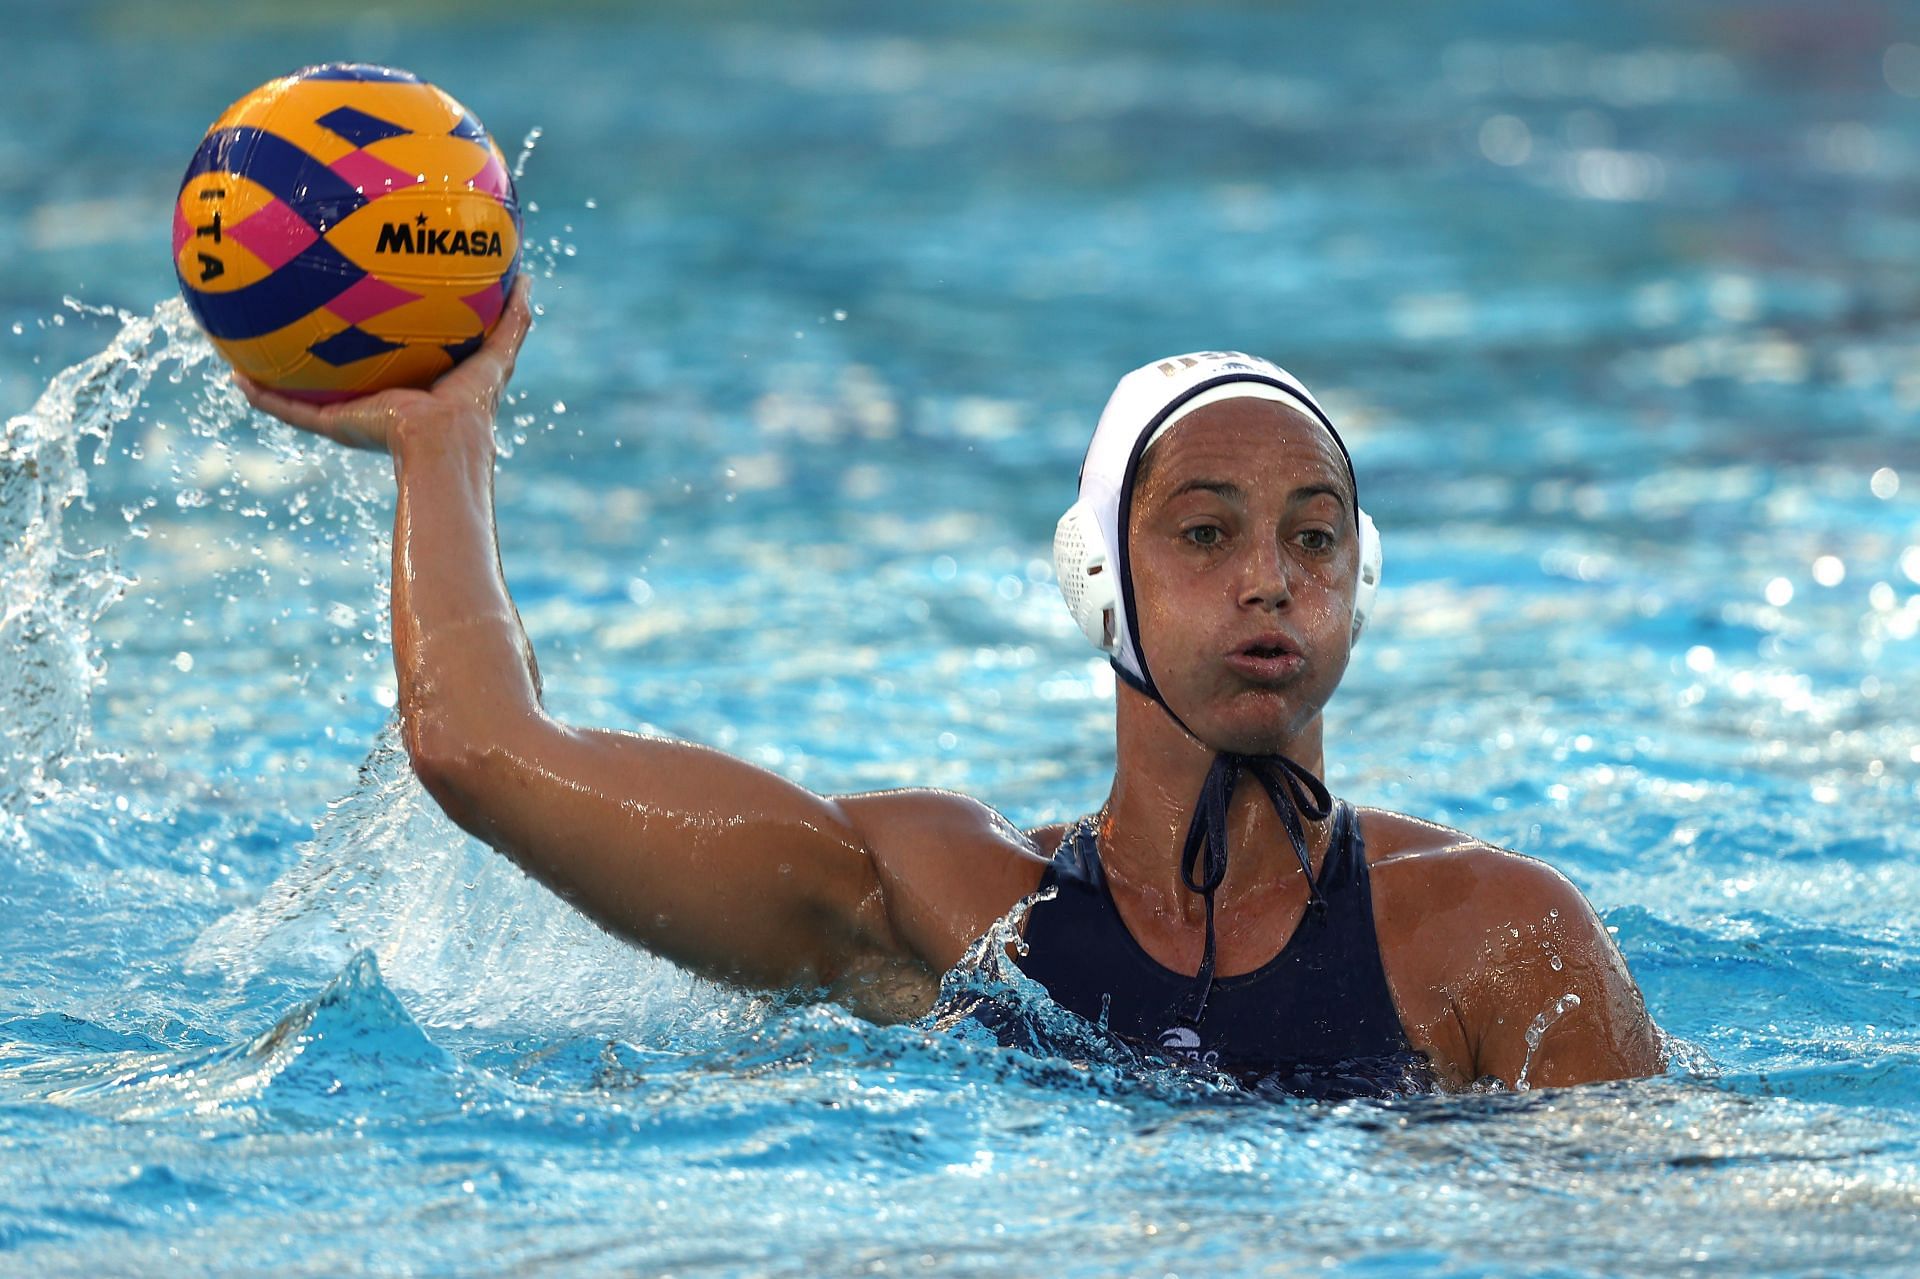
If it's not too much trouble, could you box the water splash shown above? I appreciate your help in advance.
[45,949,459,1123]
[188,721,741,1040]
[919,883,1264,1101]
[0,299,215,811]
[512,125,542,182]
[1515,991,1584,1091]
[921,881,1058,1035]
[0,293,695,1041]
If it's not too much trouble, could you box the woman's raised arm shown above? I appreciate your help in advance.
[234,282,1035,1014]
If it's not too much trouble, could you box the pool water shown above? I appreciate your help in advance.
[4,1,1919,1273]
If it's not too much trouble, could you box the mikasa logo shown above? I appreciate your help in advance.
[375,213,503,257]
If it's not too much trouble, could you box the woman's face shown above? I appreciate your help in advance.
[1125,398,1360,756]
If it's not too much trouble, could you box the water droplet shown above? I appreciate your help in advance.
[1515,992,1583,1090]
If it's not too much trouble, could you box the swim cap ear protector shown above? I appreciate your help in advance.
[1053,352,1383,693]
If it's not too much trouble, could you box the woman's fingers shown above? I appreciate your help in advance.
[233,371,327,430]
[435,276,534,411]
[232,278,530,451]
[492,275,535,364]
[233,371,399,451]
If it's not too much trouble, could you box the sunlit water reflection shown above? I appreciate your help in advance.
[3,3,1918,1274]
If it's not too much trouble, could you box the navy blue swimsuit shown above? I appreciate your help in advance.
[1012,800,1434,1099]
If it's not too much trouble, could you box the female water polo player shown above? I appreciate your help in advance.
[236,279,1664,1096]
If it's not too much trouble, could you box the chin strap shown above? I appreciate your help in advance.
[1115,657,1334,1027]
[1177,751,1332,1026]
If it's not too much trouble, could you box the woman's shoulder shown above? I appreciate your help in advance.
[1357,806,1551,874]
[831,788,1058,971]
[1022,820,1077,860]
[1356,805,1593,932]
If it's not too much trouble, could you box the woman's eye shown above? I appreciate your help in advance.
[1298,529,1335,553]
[1185,525,1223,548]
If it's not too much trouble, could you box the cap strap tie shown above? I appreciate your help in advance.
[1177,749,1333,1027]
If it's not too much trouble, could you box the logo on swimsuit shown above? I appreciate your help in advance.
[1158,1026,1220,1070]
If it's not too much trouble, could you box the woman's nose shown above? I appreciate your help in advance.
[1238,539,1292,610]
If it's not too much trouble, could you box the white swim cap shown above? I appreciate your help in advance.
[1053,351,1382,696]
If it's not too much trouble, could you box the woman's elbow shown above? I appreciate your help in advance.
[400,705,526,833]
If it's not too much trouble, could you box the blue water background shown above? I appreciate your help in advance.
[3,0,1918,1273]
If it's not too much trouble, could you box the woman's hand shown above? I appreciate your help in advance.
[232,275,534,454]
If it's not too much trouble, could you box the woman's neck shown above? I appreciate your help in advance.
[1097,685,1333,922]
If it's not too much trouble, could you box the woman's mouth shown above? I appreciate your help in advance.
[1225,636,1303,681]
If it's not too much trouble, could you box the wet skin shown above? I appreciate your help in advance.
[236,289,1665,1091]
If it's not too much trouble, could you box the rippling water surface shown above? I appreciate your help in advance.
[3,1,1918,1274]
